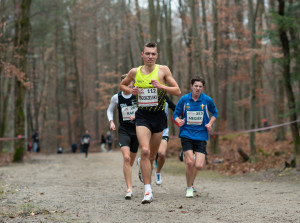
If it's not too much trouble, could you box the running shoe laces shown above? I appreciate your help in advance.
[141,191,153,204]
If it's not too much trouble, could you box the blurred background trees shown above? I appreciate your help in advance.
[0,0,299,159]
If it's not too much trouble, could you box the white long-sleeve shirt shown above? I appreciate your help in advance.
[107,92,133,122]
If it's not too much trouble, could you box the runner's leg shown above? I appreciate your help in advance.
[156,139,168,173]
[184,150,195,187]
[121,146,133,190]
[136,126,152,185]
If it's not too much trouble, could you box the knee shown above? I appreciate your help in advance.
[186,160,194,169]
[141,149,150,158]
[123,155,131,164]
[158,151,166,160]
[195,163,203,171]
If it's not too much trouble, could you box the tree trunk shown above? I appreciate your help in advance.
[210,0,220,154]
[148,0,157,41]
[135,0,145,50]
[190,0,203,77]
[61,40,73,147]
[201,0,212,97]
[13,0,32,162]
[277,0,300,154]
[248,0,261,157]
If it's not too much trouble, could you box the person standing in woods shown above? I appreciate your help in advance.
[173,76,218,198]
[100,133,107,152]
[32,131,39,153]
[107,74,139,200]
[120,42,181,204]
[81,130,92,160]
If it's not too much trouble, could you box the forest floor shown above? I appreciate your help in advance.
[0,147,300,222]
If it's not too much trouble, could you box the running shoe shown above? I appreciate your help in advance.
[186,188,194,198]
[192,186,197,193]
[125,189,133,200]
[137,157,143,183]
[141,191,153,204]
[155,173,162,185]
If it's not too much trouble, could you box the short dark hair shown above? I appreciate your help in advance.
[191,76,205,86]
[143,42,158,52]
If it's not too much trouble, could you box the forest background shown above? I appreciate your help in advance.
[0,0,299,166]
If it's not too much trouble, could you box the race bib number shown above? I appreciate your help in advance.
[138,88,158,107]
[121,106,138,121]
[83,137,89,144]
[187,111,204,125]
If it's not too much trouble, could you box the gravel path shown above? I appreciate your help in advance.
[0,152,299,223]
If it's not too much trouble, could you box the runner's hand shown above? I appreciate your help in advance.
[176,118,185,127]
[132,87,139,95]
[110,122,116,131]
[151,79,161,89]
[205,123,212,131]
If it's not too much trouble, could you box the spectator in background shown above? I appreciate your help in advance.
[71,143,77,153]
[100,134,107,152]
[32,131,39,153]
[106,131,113,152]
[81,130,92,160]
[57,146,63,154]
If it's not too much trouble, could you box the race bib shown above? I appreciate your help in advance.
[83,137,89,143]
[187,111,204,125]
[121,105,138,121]
[138,88,158,107]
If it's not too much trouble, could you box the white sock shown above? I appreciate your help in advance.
[144,184,152,193]
[187,187,193,190]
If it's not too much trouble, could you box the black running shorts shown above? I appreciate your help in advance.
[181,137,207,155]
[162,136,169,142]
[135,109,167,133]
[118,125,139,153]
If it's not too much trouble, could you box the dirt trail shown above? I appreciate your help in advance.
[0,152,299,223]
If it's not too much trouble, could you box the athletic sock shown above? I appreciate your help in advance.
[187,187,193,190]
[144,184,152,193]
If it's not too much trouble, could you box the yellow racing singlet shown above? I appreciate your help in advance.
[134,64,166,112]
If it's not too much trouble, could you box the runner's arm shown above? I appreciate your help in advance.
[107,94,118,130]
[159,66,181,96]
[173,97,185,127]
[166,95,176,111]
[120,69,137,95]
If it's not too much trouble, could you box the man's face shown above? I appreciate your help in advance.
[191,81,204,97]
[141,47,158,65]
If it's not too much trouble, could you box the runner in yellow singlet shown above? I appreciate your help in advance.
[120,42,181,204]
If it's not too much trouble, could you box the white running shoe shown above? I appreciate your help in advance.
[137,157,143,183]
[186,188,194,198]
[155,173,162,185]
[125,189,133,200]
[141,191,153,204]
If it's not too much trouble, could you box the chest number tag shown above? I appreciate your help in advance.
[138,88,158,107]
[121,106,138,121]
[187,111,204,125]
